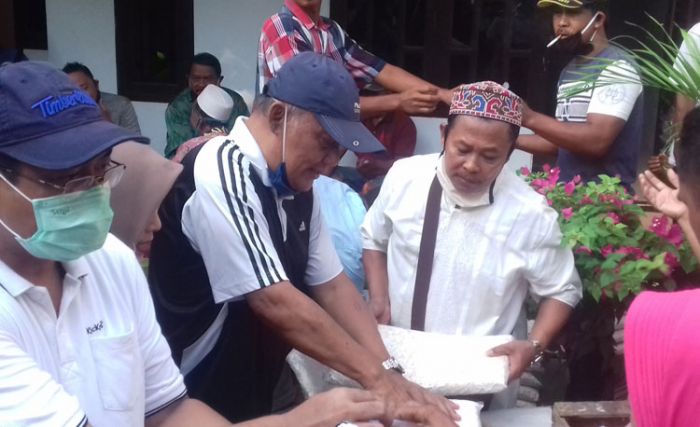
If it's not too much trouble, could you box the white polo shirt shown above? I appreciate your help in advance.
[0,235,186,427]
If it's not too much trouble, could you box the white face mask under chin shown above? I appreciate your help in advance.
[436,156,493,207]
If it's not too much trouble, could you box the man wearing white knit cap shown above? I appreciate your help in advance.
[173,84,236,163]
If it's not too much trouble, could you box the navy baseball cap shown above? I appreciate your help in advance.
[264,52,384,153]
[0,61,148,170]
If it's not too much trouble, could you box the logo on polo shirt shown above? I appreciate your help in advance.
[86,320,104,335]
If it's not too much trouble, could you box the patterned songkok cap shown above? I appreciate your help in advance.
[449,81,523,127]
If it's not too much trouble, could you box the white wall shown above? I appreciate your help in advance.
[45,0,117,93]
[133,102,169,151]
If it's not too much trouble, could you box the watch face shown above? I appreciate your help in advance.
[383,357,405,374]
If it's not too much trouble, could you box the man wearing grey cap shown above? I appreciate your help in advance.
[149,52,457,423]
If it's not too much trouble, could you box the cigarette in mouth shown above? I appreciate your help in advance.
[547,35,562,48]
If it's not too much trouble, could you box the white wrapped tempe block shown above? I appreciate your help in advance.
[288,325,512,397]
[393,399,483,427]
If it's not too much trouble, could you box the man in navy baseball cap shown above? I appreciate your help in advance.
[0,61,148,169]
[264,51,385,155]
[148,51,459,423]
[0,60,149,263]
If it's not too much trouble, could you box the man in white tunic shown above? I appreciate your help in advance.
[362,81,582,407]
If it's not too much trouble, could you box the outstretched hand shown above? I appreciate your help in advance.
[368,371,459,426]
[639,169,688,220]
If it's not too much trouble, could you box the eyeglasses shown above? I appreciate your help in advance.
[0,160,126,194]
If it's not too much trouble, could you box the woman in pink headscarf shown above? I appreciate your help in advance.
[625,290,700,427]
[626,107,700,427]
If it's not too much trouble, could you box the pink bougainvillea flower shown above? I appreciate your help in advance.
[616,246,648,260]
[532,177,556,194]
[576,246,593,255]
[601,245,614,258]
[547,198,553,206]
[604,195,623,209]
[573,175,582,184]
[664,252,680,271]
[580,195,594,205]
[562,207,574,220]
[650,216,670,238]
[531,178,545,189]
[565,181,576,196]
[543,164,551,174]
[607,212,621,224]
[549,167,561,184]
[520,167,531,177]
[667,224,685,248]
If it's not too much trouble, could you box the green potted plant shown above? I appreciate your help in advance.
[519,166,697,400]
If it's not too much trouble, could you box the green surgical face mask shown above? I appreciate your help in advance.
[0,174,114,262]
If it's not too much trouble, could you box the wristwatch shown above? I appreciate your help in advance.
[382,356,405,374]
[528,339,545,365]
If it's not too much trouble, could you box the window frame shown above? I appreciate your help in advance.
[114,0,194,103]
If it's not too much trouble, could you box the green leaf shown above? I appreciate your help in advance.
[561,15,700,101]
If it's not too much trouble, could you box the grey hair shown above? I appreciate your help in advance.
[252,94,303,118]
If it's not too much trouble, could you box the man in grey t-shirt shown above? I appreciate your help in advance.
[516,0,643,191]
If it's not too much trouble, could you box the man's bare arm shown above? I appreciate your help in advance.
[522,106,626,159]
[516,134,560,158]
[359,64,453,118]
[363,249,392,324]
[246,281,386,387]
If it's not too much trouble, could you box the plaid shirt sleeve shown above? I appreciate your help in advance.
[258,14,312,91]
[334,21,386,89]
[258,14,386,91]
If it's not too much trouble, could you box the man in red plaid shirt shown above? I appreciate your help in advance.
[258,0,454,118]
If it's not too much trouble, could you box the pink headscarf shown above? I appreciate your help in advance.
[625,290,700,427]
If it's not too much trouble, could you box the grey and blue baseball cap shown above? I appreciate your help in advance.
[0,61,148,170]
[264,52,384,153]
